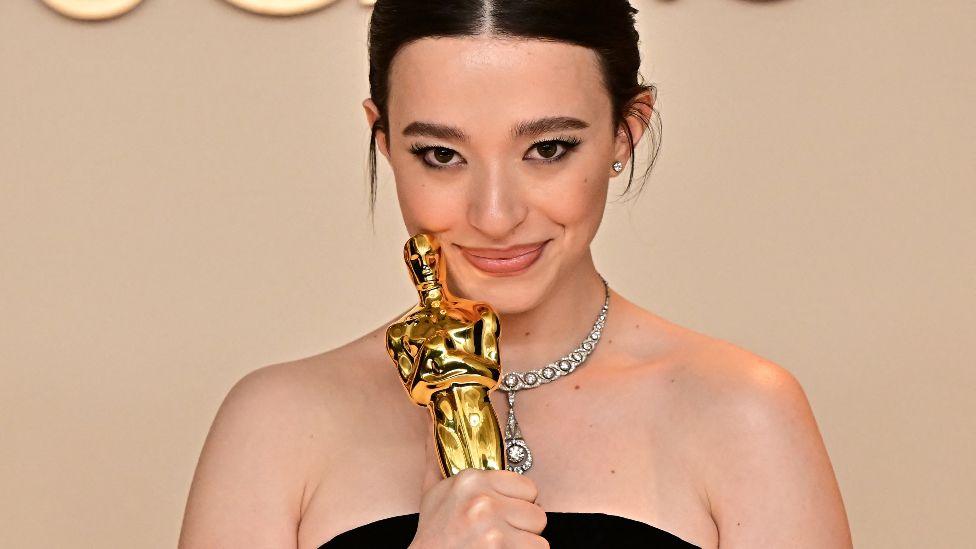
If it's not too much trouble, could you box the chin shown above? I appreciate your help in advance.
[476,286,542,315]
[445,267,550,315]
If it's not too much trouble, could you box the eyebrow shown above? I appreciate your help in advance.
[402,116,590,143]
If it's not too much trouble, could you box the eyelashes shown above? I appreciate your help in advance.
[408,136,583,170]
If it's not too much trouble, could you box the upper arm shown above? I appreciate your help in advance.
[702,353,853,548]
[179,363,316,549]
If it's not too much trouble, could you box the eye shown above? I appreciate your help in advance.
[525,137,582,164]
[408,136,583,170]
[409,145,465,170]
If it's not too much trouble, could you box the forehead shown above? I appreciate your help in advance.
[387,36,610,131]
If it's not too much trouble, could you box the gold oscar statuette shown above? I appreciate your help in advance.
[385,233,507,478]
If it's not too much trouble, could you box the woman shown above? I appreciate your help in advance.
[179,1,853,548]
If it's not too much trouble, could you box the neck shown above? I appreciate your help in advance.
[492,252,609,372]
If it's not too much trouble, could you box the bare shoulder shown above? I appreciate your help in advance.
[614,295,818,434]
[634,311,853,548]
[681,331,807,417]
[213,327,388,436]
[179,327,389,548]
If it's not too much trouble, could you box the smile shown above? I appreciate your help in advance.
[456,240,550,276]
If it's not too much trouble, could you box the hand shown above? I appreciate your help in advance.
[408,430,548,548]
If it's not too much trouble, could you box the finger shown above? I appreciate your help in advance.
[502,499,548,534]
[488,469,539,502]
[505,529,550,549]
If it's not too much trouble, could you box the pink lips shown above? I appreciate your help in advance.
[458,240,549,276]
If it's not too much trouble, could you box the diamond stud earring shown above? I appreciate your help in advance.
[612,160,623,173]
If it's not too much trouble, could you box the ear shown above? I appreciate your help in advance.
[362,97,391,162]
[611,89,655,177]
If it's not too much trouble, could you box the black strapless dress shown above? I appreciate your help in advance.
[318,511,701,548]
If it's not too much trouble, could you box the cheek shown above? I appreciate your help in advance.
[534,168,608,235]
[392,167,463,235]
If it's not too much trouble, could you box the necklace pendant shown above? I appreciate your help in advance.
[504,391,534,474]
[505,436,533,474]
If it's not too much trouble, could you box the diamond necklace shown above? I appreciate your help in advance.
[497,276,610,474]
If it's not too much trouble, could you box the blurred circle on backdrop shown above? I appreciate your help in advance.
[221,0,340,16]
[42,0,376,20]
[42,0,144,20]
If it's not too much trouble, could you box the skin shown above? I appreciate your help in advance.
[179,36,853,548]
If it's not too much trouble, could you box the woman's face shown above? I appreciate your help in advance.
[364,36,648,313]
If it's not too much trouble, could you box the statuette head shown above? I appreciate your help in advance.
[404,233,442,288]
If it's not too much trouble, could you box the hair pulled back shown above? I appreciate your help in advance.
[365,0,661,217]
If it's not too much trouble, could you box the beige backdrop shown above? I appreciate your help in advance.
[1,1,973,547]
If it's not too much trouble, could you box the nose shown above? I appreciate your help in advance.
[465,163,528,240]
